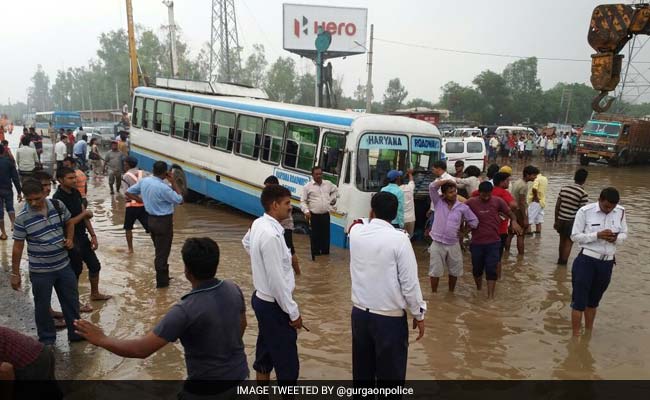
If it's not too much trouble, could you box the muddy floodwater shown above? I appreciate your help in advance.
[1,129,650,380]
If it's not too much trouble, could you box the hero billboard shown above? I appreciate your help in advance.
[283,3,368,58]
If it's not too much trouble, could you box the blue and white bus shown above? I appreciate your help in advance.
[129,85,442,248]
[34,111,82,136]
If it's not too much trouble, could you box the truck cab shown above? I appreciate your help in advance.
[578,119,627,166]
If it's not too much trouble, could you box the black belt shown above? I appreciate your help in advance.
[149,213,173,218]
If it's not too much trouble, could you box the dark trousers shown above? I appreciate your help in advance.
[571,253,614,311]
[68,234,102,279]
[351,307,408,383]
[310,212,330,256]
[29,265,81,344]
[251,293,299,382]
[148,214,173,285]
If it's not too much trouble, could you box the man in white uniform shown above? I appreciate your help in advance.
[348,191,426,382]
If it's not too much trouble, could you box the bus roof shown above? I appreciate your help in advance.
[134,86,440,137]
[35,111,81,116]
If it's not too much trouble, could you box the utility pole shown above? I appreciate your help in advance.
[115,81,120,110]
[210,0,242,83]
[365,24,374,113]
[564,89,573,124]
[163,1,179,77]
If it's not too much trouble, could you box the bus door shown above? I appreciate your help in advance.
[318,130,347,214]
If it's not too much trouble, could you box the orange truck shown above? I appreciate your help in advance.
[578,114,650,166]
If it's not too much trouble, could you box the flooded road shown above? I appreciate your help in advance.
[2,128,650,380]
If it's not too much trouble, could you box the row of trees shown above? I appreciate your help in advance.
[5,25,650,125]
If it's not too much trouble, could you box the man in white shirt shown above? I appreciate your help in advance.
[54,135,68,172]
[488,135,499,162]
[399,169,416,237]
[349,191,426,382]
[300,166,338,260]
[243,184,304,384]
[15,136,39,180]
[570,187,628,337]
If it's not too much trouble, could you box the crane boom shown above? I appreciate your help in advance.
[126,0,140,96]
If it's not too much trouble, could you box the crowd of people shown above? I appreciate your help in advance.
[0,133,629,391]
[486,130,579,164]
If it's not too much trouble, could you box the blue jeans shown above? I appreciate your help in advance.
[29,265,81,344]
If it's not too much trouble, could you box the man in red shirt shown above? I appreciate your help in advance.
[466,182,522,299]
[0,326,56,380]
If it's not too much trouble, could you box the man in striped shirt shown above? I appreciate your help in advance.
[10,179,89,344]
[554,169,589,265]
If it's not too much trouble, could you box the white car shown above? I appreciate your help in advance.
[442,137,487,173]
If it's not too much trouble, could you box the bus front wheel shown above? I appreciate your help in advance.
[579,155,590,166]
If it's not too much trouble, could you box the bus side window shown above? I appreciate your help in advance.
[143,98,155,130]
[212,111,236,152]
[191,106,211,145]
[173,103,191,141]
[235,115,263,159]
[319,132,346,185]
[133,97,143,128]
[283,123,318,172]
[262,119,284,164]
[155,100,171,134]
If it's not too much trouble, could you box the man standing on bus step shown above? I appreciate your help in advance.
[570,187,627,336]
[300,166,338,261]
[428,179,478,293]
[126,161,183,288]
[104,141,124,195]
[242,184,304,386]
[348,191,426,383]
[54,135,68,173]
[465,182,522,299]
[380,170,405,228]
[554,169,589,265]
[122,156,149,254]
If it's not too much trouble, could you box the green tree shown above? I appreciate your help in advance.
[264,57,298,102]
[241,44,268,87]
[438,81,485,122]
[405,98,435,109]
[295,73,315,106]
[137,28,164,81]
[472,70,511,124]
[382,78,408,112]
[28,65,51,112]
[502,57,542,123]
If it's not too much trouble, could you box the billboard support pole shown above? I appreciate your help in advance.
[365,24,374,113]
[315,28,332,108]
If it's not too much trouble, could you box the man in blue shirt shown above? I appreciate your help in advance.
[380,170,405,228]
[126,161,183,288]
[72,133,88,170]
[74,237,249,395]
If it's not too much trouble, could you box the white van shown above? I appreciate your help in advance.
[442,137,487,173]
[449,127,483,138]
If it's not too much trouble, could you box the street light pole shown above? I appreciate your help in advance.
[365,24,374,113]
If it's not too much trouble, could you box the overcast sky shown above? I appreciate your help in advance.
[0,0,638,105]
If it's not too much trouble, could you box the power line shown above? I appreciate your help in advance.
[374,37,650,64]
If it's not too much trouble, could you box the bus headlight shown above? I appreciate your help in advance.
[579,143,585,147]
[607,146,615,151]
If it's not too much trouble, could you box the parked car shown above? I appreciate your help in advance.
[441,137,487,173]
[449,127,483,138]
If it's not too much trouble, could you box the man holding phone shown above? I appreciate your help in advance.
[126,161,183,288]
[570,187,628,337]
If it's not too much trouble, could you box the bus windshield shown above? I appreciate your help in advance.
[411,136,441,171]
[55,114,81,127]
[357,133,409,192]
[583,120,621,137]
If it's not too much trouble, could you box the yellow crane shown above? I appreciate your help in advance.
[126,0,140,96]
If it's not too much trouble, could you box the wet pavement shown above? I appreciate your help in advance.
[1,128,650,380]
